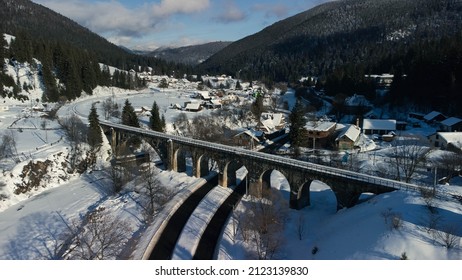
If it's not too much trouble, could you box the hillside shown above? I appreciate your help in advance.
[201,0,462,89]
[0,0,130,66]
[0,0,191,74]
[149,41,232,65]
[0,0,194,103]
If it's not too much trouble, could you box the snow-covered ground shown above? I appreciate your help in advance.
[0,84,461,263]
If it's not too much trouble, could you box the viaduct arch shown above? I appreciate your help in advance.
[101,122,420,210]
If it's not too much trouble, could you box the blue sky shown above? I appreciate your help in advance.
[32,0,333,50]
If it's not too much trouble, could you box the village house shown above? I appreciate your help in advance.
[424,111,447,124]
[362,119,396,136]
[257,113,286,133]
[440,117,462,132]
[184,102,202,112]
[335,124,361,150]
[134,106,150,116]
[429,132,462,153]
[194,91,212,101]
[233,129,264,150]
[304,121,337,149]
[203,99,222,109]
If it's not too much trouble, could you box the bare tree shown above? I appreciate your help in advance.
[59,115,88,171]
[190,115,230,143]
[138,163,173,222]
[389,137,430,183]
[0,130,18,161]
[61,208,133,260]
[432,224,461,249]
[436,152,462,180]
[101,97,120,120]
[59,114,87,145]
[173,112,191,136]
[243,189,288,260]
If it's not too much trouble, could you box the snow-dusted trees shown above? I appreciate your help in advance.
[435,152,462,180]
[61,208,133,260]
[238,189,288,260]
[389,137,430,183]
[376,137,430,183]
[137,163,173,222]
[59,114,87,170]
[0,131,18,160]
[101,97,120,120]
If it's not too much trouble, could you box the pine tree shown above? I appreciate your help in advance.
[87,104,103,150]
[289,99,307,150]
[149,101,163,132]
[121,99,139,128]
[251,93,264,120]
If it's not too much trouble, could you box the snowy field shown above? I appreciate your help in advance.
[0,85,461,261]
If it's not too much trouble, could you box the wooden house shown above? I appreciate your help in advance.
[336,125,361,150]
[424,111,446,123]
[362,119,396,135]
[441,117,462,132]
[233,130,264,150]
[304,121,337,149]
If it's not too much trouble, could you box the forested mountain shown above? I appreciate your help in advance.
[149,41,232,66]
[0,0,189,72]
[0,0,191,102]
[200,0,462,113]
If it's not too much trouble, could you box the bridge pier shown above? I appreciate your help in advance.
[194,155,210,178]
[100,122,405,213]
[289,180,312,210]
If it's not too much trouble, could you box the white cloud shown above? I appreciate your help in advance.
[152,0,210,17]
[213,0,247,23]
[32,0,211,42]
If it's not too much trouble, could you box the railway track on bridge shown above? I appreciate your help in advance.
[100,121,425,193]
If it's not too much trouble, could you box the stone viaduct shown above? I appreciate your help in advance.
[100,121,420,210]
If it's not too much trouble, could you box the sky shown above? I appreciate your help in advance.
[31,0,333,51]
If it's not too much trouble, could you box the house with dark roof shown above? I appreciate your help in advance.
[441,117,462,132]
[423,111,446,123]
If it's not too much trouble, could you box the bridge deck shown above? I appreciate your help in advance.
[101,121,423,192]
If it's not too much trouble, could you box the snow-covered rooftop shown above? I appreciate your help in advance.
[441,117,462,127]
[362,119,396,131]
[305,121,336,132]
[185,102,201,111]
[438,132,462,146]
[336,124,361,142]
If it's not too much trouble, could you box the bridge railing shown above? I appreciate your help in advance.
[101,121,424,192]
